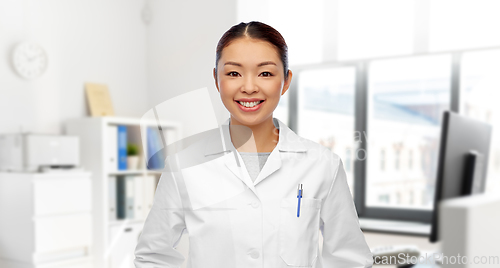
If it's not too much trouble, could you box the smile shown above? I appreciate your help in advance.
[238,100,264,107]
[235,100,265,112]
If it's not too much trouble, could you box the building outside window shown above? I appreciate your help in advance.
[408,149,413,170]
[394,145,402,171]
[380,149,386,171]
[366,54,450,209]
[297,67,356,195]
[345,147,352,172]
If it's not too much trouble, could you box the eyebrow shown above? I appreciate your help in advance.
[224,61,277,67]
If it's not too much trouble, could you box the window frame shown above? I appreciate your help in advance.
[286,47,500,224]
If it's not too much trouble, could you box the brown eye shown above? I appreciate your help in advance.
[227,71,240,77]
[260,72,273,77]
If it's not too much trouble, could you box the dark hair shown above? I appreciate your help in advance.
[215,21,289,80]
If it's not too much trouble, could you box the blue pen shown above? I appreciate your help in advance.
[297,184,302,217]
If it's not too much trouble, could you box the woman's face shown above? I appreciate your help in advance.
[214,37,292,126]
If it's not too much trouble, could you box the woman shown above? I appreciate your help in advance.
[134,21,373,268]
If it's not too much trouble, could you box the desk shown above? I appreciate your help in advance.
[363,231,441,268]
[360,218,431,236]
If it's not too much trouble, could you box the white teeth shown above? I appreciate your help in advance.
[238,101,262,108]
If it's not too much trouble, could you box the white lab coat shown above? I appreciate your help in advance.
[134,117,373,268]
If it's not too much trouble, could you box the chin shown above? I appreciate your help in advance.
[232,114,269,126]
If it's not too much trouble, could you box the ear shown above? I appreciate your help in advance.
[213,68,220,92]
[281,70,293,95]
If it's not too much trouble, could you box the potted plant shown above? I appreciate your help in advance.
[127,143,140,170]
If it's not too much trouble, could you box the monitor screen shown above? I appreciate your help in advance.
[430,110,492,243]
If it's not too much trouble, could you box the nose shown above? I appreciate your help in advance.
[241,76,258,94]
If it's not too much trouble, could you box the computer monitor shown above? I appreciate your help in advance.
[429,110,492,243]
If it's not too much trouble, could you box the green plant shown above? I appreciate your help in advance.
[127,143,139,156]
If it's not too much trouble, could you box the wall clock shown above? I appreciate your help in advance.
[12,42,48,80]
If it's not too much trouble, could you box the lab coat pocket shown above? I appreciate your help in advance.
[279,198,321,267]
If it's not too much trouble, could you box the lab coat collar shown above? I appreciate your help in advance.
[203,117,307,195]
[203,117,307,156]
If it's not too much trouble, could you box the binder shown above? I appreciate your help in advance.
[146,127,165,170]
[108,125,118,172]
[117,125,127,170]
[109,176,117,221]
[116,175,125,219]
[125,175,135,219]
[143,175,156,218]
[134,176,144,220]
[146,127,157,169]
[117,175,135,219]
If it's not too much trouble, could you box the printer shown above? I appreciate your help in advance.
[0,134,80,172]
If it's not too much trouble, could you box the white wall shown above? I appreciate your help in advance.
[0,0,149,134]
[0,0,238,134]
[146,0,237,125]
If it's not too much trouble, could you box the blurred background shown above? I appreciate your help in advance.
[1,0,500,267]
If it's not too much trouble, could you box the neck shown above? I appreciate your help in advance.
[229,115,279,153]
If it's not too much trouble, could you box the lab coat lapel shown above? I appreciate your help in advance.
[253,118,307,186]
[204,118,258,196]
[204,117,307,195]
[223,150,258,196]
[252,146,281,186]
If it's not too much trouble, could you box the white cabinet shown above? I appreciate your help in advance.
[0,172,93,268]
[65,116,181,268]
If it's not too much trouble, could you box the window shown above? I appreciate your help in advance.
[297,67,356,194]
[239,0,500,224]
[345,147,352,172]
[422,190,428,207]
[408,149,413,170]
[378,194,390,204]
[287,50,497,222]
[380,149,386,171]
[496,151,500,171]
[394,147,401,171]
[366,55,451,209]
[420,148,426,171]
[274,90,289,125]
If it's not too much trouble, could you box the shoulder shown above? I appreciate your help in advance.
[164,127,222,171]
[292,135,345,194]
[295,134,342,168]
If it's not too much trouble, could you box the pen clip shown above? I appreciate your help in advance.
[297,183,303,197]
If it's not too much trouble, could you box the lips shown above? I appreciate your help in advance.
[235,98,264,102]
[234,99,265,112]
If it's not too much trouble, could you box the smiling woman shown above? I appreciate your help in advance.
[134,21,373,268]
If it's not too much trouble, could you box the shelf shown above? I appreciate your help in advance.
[102,116,181,129]
[146,170,163,174]
[108,219,144,227]
[108,170,145,176]
[108,170,163,176]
